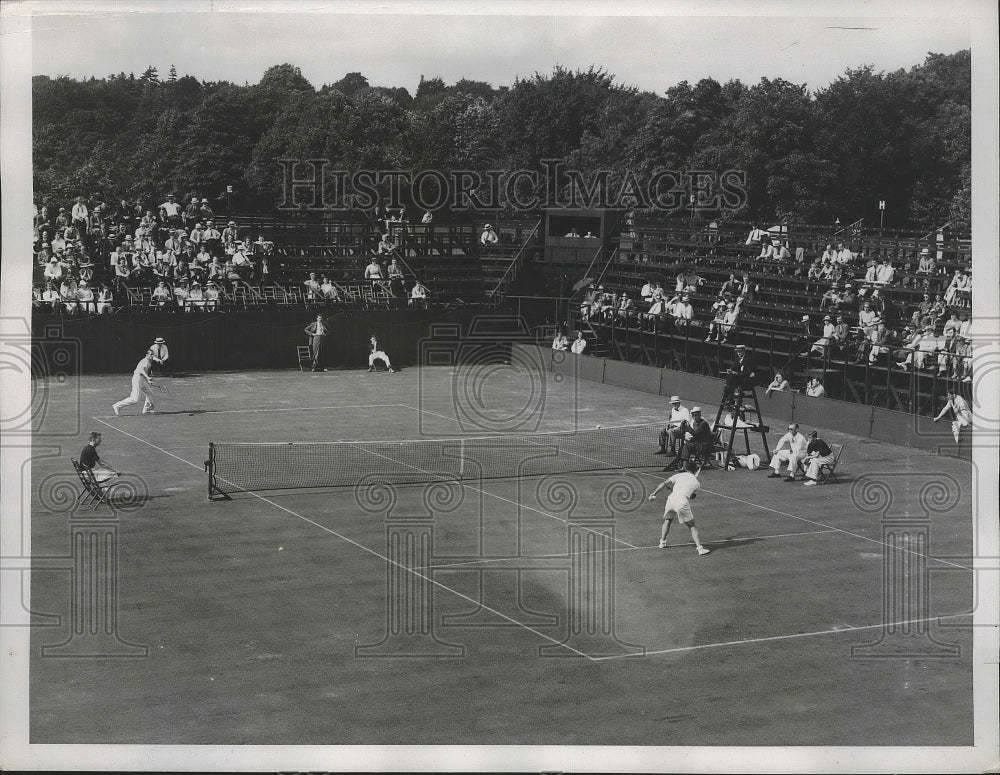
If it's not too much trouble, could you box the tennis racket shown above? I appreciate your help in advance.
[152,382,168,393]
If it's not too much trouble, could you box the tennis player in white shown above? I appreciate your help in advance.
[113,350,157,415]
[933,389,972,444]
[368,335,395,373]
[647,459,710,555]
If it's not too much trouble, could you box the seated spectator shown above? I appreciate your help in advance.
[719,273,739,298]
[705,301,738,342]
[552,331,569,351]
[113,255,133,288]
[76,281,95,314]
[837,283,857,310]
[224,260,244,286]
[173,279,191,307]
[943,268,970,306]
[43,255,64,284]
[571,331,587,354]
[765,372,790,395]
[41,281,60,311]
[579,287,599,321]
[774,240,791,262]
[96,284,113,314]
[480,224,499,246]
[831,315,851,349]
[564,228,581,238]
[953,335,972,381]
[198,198,215,221]
[806,259,824,291]
[640,278,654,301]
[911,292,936,328]
[186,281,205,312]
[874,259,895,286]
[202,221,222,255]
[421,211,433,224]
[819,283,842,310]
[958,311,972,339]
[364,258,384,281]
[319,276,340,301]
[183,197,201,226]
[231,245,254,279]
[584,231,597,239]
[387,258,404,279]
[915,247,936,276]
[810,315,835,356]
[867,318,889,363]
[617,291,636,319]
[858,302,877,337]
[737,274,756,301]
[821,244,837,263]
[942,311,961,338]
[671,294,694,327]
[409,279,428,307]
[801,430,836,486]
[173,260,191,284]
[805,378,825,398]
[641,296,666,331]
[222,221,239,249]
[204,280,222,311]
[151,280,172,307]
[836,243,855,265]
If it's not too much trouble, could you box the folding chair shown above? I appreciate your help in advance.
[297,345,313,372]
[816,444,844,484]
[71,459,112,510]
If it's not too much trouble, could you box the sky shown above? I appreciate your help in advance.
[14,0,979,95]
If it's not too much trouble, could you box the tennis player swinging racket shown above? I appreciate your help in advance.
[647,459,710,555]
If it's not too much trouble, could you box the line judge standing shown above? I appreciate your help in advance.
[304,314,329,372]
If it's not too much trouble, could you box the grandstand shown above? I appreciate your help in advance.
[31,197,973,420]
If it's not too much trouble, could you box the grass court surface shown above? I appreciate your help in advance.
[29,364,974,745]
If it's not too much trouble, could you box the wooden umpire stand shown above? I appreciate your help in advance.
[713,346,771,469]
[712,384,771,470]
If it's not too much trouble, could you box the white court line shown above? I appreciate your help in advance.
[590,612,973,661]
[401,403,975,573]
[90,417,598,660]
[92,403,408,419]
[419,529,839,570]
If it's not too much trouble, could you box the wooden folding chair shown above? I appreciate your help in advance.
[817,444,844,484]
[71,459,112,510]
[297,345,313,372]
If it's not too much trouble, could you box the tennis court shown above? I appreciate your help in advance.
[29,364,974,745]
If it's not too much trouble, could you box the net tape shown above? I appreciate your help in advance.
[209,422,664,493]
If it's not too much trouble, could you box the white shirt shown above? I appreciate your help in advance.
[571,337,587,354]
[411,284,427,299]
[775,431,808,455]
[552,336,569,351]
[134,357,153,380]
[666,471,700,501]
[667,406,692,427]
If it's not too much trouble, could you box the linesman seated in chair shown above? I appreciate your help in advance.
[664,406,713,471]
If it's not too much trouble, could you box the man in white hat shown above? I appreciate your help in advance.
[149,337,171,376]
[657,396,692,455]
[722,344,755,406]
[768,423,808,481]
[480,223,499,246]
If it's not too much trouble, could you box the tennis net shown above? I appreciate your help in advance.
[207,422,666,497]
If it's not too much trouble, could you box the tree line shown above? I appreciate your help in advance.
[33,51,970,230]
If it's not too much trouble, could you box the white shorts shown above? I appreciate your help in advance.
[664,496,694,524]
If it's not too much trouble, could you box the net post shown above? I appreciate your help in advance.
[206,442,231,501]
